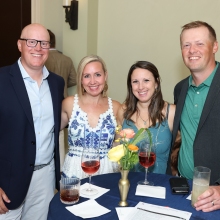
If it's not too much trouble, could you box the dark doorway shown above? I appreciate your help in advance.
[0,0,31,67]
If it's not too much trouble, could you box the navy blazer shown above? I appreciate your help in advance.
[171,63,220,185]
[0,62,64,209]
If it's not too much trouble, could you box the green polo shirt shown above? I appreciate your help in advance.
[178,62,219,179]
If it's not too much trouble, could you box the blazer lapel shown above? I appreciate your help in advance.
[47,74,59,129]
[197,67,220,134]
[10,63,34,129]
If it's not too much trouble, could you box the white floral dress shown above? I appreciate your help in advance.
[62,94,119,179]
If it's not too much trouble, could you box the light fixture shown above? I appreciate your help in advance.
[63,0,78,30]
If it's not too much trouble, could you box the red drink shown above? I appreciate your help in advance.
[60,189,79,204]
[81,160,100,175]
[139,152,156,168]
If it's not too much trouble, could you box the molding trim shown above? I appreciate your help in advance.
[31,0,41,23]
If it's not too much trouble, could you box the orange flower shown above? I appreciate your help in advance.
[128,144,139,152]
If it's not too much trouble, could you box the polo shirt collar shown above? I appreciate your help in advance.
[188,61,219,87]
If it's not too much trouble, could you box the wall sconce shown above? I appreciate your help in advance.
[63,0,78,30]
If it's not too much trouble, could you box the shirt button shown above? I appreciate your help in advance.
[195,104,198,107]
[197,92,199,94]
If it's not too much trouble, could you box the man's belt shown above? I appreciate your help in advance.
[34,160,51,171]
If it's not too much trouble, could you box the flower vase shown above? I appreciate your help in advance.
[118,169,130,206]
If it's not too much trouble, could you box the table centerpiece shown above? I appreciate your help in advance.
[108,126,152,206]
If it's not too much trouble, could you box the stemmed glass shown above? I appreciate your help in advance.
[137,141,156,185]
[81,147,100,195]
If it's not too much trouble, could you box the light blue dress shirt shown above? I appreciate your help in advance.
[18,58,54,165]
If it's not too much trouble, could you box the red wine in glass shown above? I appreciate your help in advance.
[81,147,100,195]
[81,160,100,175]
[138,142,156,185]
[139,152,156,168]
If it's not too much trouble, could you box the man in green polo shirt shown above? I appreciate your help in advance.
[171,21,220,212]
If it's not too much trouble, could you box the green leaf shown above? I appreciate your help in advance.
[131,128,152,147]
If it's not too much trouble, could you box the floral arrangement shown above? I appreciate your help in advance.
[108,126,152,170]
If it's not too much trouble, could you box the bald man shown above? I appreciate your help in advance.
[0,23,64,220]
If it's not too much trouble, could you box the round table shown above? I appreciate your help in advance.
[48,172,220,220]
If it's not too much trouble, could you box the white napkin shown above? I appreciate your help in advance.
[116,207,137,220]
[135,185,166,199]
[66,199,111,219]
[186,193,191,200]
[80,183,110,199]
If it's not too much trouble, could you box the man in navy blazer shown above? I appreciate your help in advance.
[171,21,220,212]
[0,24,64,219]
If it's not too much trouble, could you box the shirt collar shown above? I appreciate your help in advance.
[18,58,50,80]
[188,61,219,87]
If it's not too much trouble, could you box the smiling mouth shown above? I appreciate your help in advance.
[189,56,199,60]
[138,91,147,95]
[32,54,42,57]
[89,86,99,90]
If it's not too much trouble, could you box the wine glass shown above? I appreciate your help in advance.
[137,141,156,185]
[81,147,100,195]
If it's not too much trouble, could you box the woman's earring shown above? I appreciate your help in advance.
[82,87,86,95]
[102,82,108,97]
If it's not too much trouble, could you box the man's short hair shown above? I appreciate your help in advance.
[180,21,217,42]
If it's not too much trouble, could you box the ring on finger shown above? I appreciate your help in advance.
[211,201,215,206]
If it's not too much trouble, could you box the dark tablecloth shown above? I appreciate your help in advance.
[48,172,220,220]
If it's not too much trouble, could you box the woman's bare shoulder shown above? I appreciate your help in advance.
[164,101,176,131]
[163,101,175,111]
[112,99,121,109]
[62,95,75,110]
[116,103,127,125]
[168,102,176,116]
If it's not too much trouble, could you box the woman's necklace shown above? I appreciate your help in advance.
[139,114,148,125]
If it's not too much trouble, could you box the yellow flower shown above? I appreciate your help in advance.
[128,144,139,152]
[108,144,124,162]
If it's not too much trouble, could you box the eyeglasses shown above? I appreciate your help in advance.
[19,38,50,49]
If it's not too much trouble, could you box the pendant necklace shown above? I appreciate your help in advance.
[139,114,148,125]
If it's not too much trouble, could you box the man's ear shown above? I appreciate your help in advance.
[213,41,218,54]
[17,40,22,52]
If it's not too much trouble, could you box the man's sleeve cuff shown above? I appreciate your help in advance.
[215,178,220,185]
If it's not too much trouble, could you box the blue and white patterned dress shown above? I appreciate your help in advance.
[62,94,119,179]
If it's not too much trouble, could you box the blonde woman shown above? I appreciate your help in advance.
[61,55,120,178]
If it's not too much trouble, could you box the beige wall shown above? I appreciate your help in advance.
[31,0,63,52]
[97,0,220,103]
[34,0,220,103]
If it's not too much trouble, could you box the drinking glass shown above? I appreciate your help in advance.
[60,177,80,205]
[81,147,100,195]
[137,141,156,185]
[191,166,211,207]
